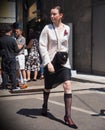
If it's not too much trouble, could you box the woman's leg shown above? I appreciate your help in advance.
[20,69,28,89]
[63,80,78,129]
[26,70,31,81]
[40,65,44,79]
[33,70,38,80]
[41,88,50,116]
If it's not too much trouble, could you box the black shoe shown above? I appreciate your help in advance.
[0,87,8,90]
[64,116,78,129]
[41,107,47,116]
[0,85,8,90]
[32,79,37,81]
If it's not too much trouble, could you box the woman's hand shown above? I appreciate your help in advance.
[47,62,55,73]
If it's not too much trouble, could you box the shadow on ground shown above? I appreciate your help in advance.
[91,109,105,117]
[17,108,65,125]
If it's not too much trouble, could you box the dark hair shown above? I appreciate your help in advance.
[52,5,64,14]
[12,22,19,29]
[12,22,23,30]
[0,23,12,34]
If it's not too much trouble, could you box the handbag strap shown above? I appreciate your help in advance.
[52,24,61,51]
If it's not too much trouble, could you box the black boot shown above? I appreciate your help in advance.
[64,93,78,129]
[41,90,50,116]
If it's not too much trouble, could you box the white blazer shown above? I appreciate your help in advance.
[39,24,71,69]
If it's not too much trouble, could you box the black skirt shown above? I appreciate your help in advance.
[44,63,71,89]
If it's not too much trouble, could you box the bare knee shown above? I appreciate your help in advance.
[63,80,72,93]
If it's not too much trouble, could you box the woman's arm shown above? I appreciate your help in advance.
[39,25,51,66]
[26,39,33,49]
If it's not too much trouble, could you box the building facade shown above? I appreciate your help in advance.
[0,0,105,76]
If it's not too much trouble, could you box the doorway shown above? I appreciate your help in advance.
[92,3,105,75]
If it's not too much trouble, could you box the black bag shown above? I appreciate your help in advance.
[55,51,68,65]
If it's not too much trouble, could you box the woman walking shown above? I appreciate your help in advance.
[39,5,78,129]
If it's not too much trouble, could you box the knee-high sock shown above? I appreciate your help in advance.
[64,93,72,117]
[42,91,50,108]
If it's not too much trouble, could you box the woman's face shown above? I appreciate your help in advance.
[50,8,63,24]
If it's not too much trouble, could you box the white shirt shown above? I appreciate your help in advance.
[39,24,71,69]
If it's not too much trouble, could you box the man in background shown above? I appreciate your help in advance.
[0,23,21,90]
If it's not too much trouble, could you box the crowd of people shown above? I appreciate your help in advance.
[0,22,44,91]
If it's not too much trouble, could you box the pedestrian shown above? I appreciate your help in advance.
[0,23,21,90]
[25,30,40,81]
[15,27,28,89]
[39,5,78,129]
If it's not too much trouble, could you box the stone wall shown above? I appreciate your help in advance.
[64,0,92,73]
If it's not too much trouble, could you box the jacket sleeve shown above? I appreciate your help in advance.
[39,25,50,66]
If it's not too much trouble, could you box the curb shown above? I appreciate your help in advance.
[10,88,43,94]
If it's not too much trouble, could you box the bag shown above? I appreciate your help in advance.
[24,49,28,56]
[55,51,68,65]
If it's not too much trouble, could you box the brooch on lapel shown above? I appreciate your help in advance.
[64,29,68,36]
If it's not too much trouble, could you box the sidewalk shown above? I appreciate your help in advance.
[72,73,105,83]
[0,73,105,96]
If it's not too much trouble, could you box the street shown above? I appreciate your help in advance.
[0,74,105,130]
